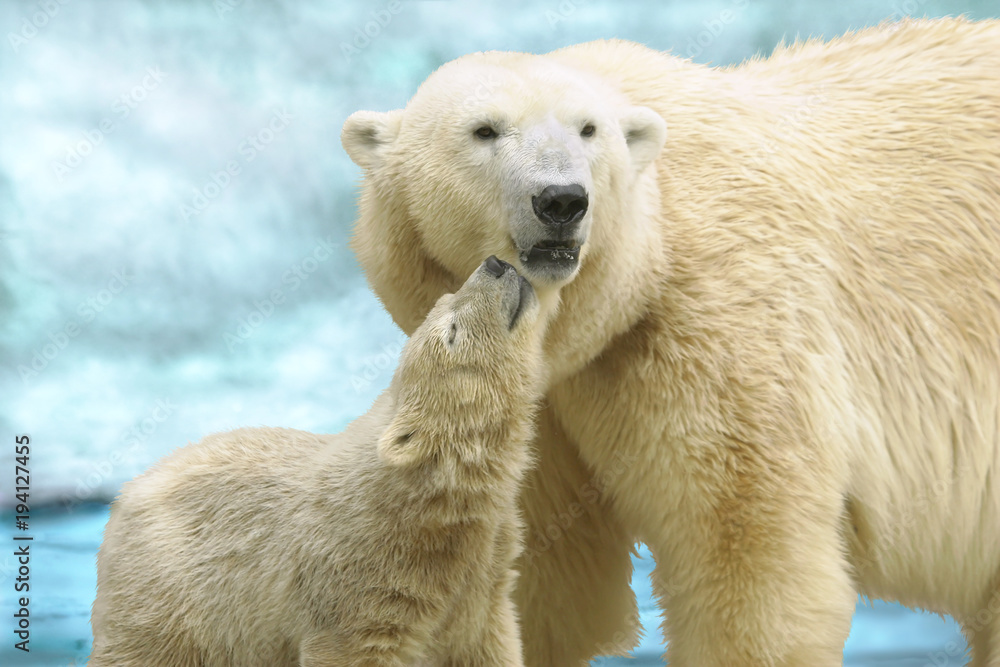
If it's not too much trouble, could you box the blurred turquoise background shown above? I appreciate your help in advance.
[1,0,995,664]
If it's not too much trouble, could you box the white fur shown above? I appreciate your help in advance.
[345,18,1000,666]
[91,261,545,666]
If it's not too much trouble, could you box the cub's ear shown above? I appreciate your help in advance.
[341,109,403,169]
[376,410,431,467]
[620,106,667,174]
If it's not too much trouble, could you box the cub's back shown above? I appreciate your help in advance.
[93,417,388,666]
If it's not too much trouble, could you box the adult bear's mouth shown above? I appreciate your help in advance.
[517,240,582,283]
[511,225,587,287]
[517,239,582,282]
[522,240,581,264]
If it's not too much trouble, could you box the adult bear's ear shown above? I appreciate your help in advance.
[376,410,431,467]
[341,110,403,169]
[620,106,667,174]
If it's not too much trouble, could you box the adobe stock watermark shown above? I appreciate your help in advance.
[852,465,974,583]
[350,331,408,393]
[545,0,588,29]
[51,67,167,181]
[60,398,179,511]
[684,0,749,60]
[223,235,339,351]
[178,108,293,221]
[6,0,71,54]
[17,268,134,384]
[460,74,503,113]
[213,0,246,20]
[740,84,829,177]
[521,449,638,564]
[590,611,645,664]
[340,0,404,62]
[923,589,998,666]
[888,0,931,22]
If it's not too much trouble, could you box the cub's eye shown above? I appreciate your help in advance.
[474,125,498,140]
[580,123,596,138]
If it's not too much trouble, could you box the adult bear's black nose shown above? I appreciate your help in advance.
[532,184,588,226]
[483,255,511,278]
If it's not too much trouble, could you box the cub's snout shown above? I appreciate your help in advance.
[483,254,510,278]
[477,255,536,330]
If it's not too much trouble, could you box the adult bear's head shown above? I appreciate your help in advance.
[342,51,666,296]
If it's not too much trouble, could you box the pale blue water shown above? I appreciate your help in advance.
[1,0,994,664]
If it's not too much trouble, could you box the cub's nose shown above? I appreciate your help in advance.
[532,184,588,226]
[484,255,512,278]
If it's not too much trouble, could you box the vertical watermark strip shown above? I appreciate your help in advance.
[12,434,32,653]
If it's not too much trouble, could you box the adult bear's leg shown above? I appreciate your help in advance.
[966,584,1000,667]
[647,434,856,667]
[514,405,640,666]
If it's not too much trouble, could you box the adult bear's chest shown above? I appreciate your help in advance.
[545,294,838,546]
[545,311,744,540]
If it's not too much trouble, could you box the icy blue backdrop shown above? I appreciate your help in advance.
[1,0,996,665]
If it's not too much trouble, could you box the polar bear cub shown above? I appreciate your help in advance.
[90,256,544,667]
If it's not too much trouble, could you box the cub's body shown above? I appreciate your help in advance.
[92,258,543,666]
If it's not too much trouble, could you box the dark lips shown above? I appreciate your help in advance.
[520,240,581,265]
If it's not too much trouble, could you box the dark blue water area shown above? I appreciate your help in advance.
[0,504,968,666]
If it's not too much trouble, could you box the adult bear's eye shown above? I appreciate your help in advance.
[580,123,596,138]
[474,125,498,140]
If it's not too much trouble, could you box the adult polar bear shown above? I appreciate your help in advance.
[342,18,1000,666]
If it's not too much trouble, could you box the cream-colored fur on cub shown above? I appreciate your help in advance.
[90,257,544,667]
[342,18,1000,666]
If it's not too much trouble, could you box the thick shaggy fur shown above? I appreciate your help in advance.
[342,18,1000,666]
[90,260,544,666]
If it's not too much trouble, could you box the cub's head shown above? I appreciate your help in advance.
[342,51,666,296]
[377,256,544,466]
